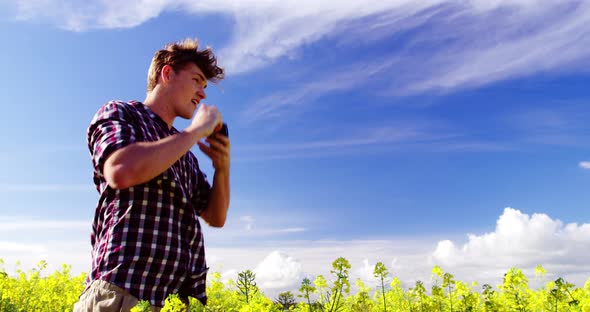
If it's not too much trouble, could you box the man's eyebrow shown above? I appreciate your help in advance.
[194,72,206,82]
[194,72,208,88]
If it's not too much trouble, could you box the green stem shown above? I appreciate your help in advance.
[306,289,313,311]
[381,277,387,312]
[448,285,453,312]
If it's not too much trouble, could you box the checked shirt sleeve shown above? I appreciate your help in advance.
[87,101,137,175]
[192,165,211,216]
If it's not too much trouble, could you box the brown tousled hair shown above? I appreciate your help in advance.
[147,38,225,92]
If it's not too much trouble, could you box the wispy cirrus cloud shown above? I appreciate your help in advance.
[579,161,590,169]
[8,1,590,79]
[238,125,427,151]
[203,212,308,245]
[239,57,399,123]
[504,105,590,148]
[232,125,424,161]
[219,0,589,122]
[232,121,512,161]
[390,2,590,94]
[237,215,304,234]
[8,1,590,128]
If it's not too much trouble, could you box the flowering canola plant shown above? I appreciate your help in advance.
[1,258,590,312]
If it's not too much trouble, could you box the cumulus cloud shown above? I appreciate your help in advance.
[254,251,304,289]
[579,161,590,169]
[3,208,590,297]
[207,208,590,297]
[357,259,378,282]
[207,240,435,296]
[357,258,398,284]
[220,269,239,284]
[431,207,590,281]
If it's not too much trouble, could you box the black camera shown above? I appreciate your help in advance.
[210,123,228,138]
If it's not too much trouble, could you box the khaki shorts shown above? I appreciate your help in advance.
[73,279,161,312]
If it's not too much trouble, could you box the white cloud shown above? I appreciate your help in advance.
[239,215,255,231]
[254,251,304,289]
[207,208,590,297]
[0,216,92,275]
[7,1,590,84]
[357,259,378,282]
[9,0,171,31]
[387,2,590,94]
[2,208,589,299]
[238,58,399,122]
[0,240,90,276]
[206,240,434,294]
[236,125,423,150]
[205,212,307,241]
[239,215,255,223]
[0,217,89,231]
[232,122,510,161]
[276,228,305,233]
[204,224,307,242]
[0,241,47,253]
[579,161,590,169]
[220,269,238,284]
[500,106,590,148]
[431,207,590,282]
[223,1,590,122]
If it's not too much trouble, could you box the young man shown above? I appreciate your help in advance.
[74,39,230,311]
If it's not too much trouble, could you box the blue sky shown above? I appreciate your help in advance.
[1,0,590,295]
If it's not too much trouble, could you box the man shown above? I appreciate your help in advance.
[74,38,230,311]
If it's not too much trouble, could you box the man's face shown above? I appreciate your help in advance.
[167,63,207,119]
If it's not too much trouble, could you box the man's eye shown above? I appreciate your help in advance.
[194,78,207,89]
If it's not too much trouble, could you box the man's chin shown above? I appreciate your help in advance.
[181,110,195,120]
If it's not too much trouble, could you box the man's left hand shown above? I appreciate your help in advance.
[197,134,230,172]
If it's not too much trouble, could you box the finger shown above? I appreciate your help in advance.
[207,138,230,155]
[197,141,216,158]
[199,142,224,162]
[206,138,225,151]
[207,135,230,150]
[214,134,230,146]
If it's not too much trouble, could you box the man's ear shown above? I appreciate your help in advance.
[161,64,174,84]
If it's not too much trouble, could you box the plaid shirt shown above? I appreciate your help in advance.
[86,100,210,307]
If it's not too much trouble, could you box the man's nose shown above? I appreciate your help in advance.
[196,87,206,99]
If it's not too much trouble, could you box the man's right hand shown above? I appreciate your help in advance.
[189,103,223,139]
